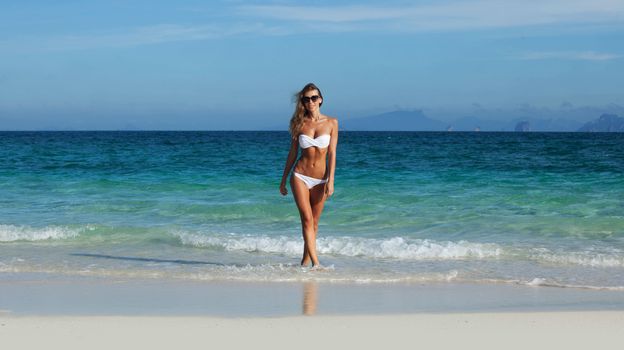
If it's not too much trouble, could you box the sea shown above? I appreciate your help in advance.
[1,131,623,290]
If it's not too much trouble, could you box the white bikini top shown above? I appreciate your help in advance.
[299,134,330,149]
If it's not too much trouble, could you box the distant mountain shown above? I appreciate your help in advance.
[434,115,583,132]
[342,110,447,131]
[428,103,618,131]
[340,109,619,132]
[578,114,624,132]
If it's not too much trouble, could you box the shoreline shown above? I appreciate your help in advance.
[2,273,624,317]
[3,273,624,349]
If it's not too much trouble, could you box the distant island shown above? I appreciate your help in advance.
[577,114,624,132]
[341,110,623,132]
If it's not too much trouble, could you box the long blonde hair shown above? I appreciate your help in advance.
[289,83,324,137]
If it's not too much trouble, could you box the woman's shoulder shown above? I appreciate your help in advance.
[323,115,339,125]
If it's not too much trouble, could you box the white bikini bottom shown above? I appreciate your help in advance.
[293,172,327,189]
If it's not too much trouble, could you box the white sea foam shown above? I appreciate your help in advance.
[4,260,624,289]
[521,277,624,291]
[529,248,624,268]
[318,236,502,260]
[526,277,548,286]
[0,262,461,284]
[175,232,503,260]
[0,224,82,242]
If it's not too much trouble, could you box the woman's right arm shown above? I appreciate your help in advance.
[279,137,299,196]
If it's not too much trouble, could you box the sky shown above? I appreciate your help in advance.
[0,0,623,130]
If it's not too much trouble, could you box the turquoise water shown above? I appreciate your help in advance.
[1,131,623,288]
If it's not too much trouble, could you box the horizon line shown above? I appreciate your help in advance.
[0,129,615,133]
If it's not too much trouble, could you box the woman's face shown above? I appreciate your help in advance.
[301,90,322,112]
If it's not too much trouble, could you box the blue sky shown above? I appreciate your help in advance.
[1,0,623,130]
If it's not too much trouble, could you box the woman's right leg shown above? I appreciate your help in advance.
[291,175,320,266]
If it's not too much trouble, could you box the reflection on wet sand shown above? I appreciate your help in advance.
[302,282,318,316]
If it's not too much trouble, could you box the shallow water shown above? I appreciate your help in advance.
[1,131,623,289]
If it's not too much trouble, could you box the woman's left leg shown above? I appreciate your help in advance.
[308,183,328,263]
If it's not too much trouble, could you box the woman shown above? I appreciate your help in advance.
[280,83,338,267]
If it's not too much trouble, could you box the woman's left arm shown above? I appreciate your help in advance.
[325,118,339,197]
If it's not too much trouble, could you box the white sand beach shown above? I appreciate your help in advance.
[2,312,624,350]
[2,277,624,350]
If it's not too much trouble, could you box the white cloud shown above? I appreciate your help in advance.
[519,51,622,61]
[0,23,278,52]
[239,0,624,31]
[3,0,623,52]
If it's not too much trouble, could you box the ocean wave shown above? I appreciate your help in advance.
[5,261,624,290]
[0,224,86,242]
[529,248,624,268]
[174,232,503,260]
[179,265,461,284]
[0,262,461,284]
[3,253,623,289]
[521,277,624,291]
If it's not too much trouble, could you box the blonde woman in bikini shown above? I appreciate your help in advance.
[280,83,338,267]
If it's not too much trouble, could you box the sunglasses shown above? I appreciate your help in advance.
[301,95,321,104]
